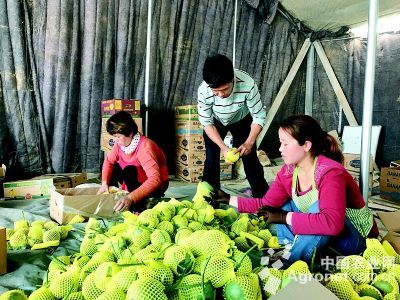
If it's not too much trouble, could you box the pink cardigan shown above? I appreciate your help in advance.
[238,155,366,235]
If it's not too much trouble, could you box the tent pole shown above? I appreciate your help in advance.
[360,0,379,201]
[305,43,315,116]
[144,0,152,136]
[233,0,238,67]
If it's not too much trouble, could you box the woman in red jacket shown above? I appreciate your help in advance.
[98,111,169,212]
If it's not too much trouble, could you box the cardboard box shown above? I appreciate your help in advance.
[101,117,143,152]
[32,173,87,189]
[343,153,373,173]
[176,135,205,151]
[175,105,198,121]
[101,99,141,117]
[378,211,400,254]
[50,187,121,224]
[176,162,232,183]
[3,178,54,199]
[380,166,400,201]
[0,227,6,275]
[269,276,338,300]
[176,147,206,167]
[175,120,203,136]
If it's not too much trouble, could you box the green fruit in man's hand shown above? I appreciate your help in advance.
[225,148,240,163]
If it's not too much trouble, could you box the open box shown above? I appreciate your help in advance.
[377,211,400,253]
[50,187,126,224]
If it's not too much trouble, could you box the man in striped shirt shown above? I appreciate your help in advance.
[197,54,269,197]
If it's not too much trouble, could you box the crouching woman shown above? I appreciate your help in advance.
[98,111,169,212]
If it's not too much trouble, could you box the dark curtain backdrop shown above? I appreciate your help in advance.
[0,0,399,178]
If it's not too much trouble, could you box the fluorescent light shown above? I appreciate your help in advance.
[350,13,400,38]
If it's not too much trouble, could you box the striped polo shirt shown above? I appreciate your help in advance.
[197,69,266,127]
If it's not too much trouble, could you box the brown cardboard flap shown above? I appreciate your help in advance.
[382,231,400,254]
[377,211,400,231]
[50,187,126,224]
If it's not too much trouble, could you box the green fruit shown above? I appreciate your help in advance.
[225,148,240,163]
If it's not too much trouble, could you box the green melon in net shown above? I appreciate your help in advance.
[93,262,121,291]
[138,209,159,228]
[28,226,43,244]
[185,230,208,256]
[163,245,194,275]
[197,230,233,257]
[177,274,215,300]
[363,238,394,271]
[79,235,97,256]
[203,256,236,288]
[172,215,189,229]
[49,267,79,299]
[325,273,359,300]
[0,289,27,300]
[9,229,28,250]
[337,255,374,284]
[232,248,252,276]
[157,221,175,236]
[126,277,168,300]
[96,288,125,300]
[43,221,58,231]
[224,274,259,300]
[175,228,193,245]
[387,264,400,283]
[188,221,208,231]
[137,261,174,286]
[151,229,172,248]
[48,256,71,272]
[106,266,138,293]
[27,286,55,300]
[82,272,103,300]
[14,219,29,231]
[43,228,60,243]
[383,292,400,300]
[372,273,399,295]
[128,226,151,249]
[356,283,383,299]
[81,251,115,275]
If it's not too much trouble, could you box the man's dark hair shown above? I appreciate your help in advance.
[106,111,138,137]
[203,54,234,88]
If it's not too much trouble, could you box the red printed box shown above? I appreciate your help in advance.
[101,99,141,117]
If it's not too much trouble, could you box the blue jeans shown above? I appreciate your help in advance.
[275,200,366,265]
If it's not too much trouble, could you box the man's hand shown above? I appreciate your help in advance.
[237,141,254,156]
[206,188,231,208]
[257,206,287,225]
[97,184,109,195]
[114,195,133,212]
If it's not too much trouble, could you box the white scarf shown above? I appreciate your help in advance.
[120,133,141,154]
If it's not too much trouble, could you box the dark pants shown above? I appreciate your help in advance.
[202,114,269,197]
[110,164,166,212]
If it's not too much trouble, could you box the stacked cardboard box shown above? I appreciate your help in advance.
[100,99,142,152]
[380,160,400,201]
[174,105,232,182]
[3,173,87,200]
[343,153,373,195]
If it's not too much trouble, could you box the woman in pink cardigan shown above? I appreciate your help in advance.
[98,111,169,212]
[213,115,378,265]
